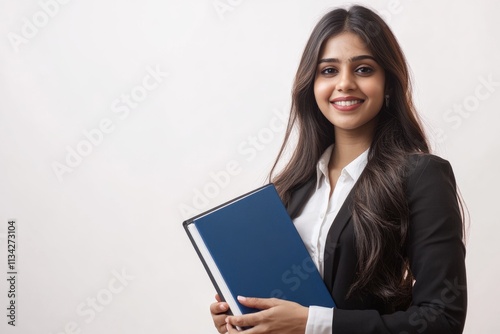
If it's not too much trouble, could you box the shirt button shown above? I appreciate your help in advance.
[320,213,325,219]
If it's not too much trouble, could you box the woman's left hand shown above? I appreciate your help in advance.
[225,296,308,333]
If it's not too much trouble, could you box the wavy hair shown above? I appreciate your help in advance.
[269,5,430,307]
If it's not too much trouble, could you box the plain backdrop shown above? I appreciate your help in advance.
[0,0,499,333]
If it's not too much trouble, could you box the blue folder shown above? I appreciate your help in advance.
[183,184,335,316]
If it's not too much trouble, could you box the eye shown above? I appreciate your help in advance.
[320,67,338,76]
[355,66,374,75]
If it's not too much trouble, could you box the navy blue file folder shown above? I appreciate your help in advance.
[183,184,335,316]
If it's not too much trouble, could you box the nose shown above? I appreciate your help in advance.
[336,70,357,92]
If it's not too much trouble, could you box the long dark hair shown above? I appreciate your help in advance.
[269,5,430,307]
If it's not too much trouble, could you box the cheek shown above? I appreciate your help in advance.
[314,80,332,103]
[360,82,384,105]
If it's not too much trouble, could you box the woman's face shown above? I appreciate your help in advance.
[314,32,385,136]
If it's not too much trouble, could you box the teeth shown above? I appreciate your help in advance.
[333,100,362,106]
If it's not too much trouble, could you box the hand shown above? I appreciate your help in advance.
[210,294,230,333]
[225,296,308,334]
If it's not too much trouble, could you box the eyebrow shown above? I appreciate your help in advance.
[318,55,377,64]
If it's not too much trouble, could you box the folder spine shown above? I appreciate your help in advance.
[183,220,237,315]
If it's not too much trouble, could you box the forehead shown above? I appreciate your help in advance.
[319,32,372,59]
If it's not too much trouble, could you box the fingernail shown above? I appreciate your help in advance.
[219,304,227,311]
[237,295,247,301]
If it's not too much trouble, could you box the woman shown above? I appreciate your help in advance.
[210,5,467,333]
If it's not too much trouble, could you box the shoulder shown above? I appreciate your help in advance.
[404,153,461,223]
[405,153,457,190]
[406,153,453,172]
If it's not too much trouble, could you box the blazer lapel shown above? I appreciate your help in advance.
[285,177,316,219]
[323,190,354,292]
[286,178,355,292]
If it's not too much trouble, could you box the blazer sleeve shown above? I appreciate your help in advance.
[332,154,467,334]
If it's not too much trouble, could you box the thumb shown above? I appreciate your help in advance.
[237,296,279,310]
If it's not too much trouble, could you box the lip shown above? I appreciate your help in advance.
[330,96,365,112]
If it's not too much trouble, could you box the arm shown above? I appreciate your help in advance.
[333,154,467,333]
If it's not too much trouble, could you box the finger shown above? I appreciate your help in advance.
[226,311,265,329]
[237,296,279,310]
[226,322,239,334]
[210,301,229,315]
[226,321,252,334]
[213,313,229,333]
[214,317,228,334]
[215,293,223,303]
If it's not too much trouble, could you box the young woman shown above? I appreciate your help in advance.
[210,5,467,334]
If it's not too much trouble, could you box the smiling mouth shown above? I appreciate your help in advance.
[332,99,364,106]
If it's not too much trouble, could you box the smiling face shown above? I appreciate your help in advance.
[314,32,386,138]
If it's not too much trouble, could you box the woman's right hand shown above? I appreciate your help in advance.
[210,294,230,333]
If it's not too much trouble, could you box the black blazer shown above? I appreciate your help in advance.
[286,154,467,334]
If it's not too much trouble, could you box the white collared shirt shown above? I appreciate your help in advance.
[293,145,369,334]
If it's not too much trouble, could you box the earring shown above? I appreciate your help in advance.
[385,94,390,108]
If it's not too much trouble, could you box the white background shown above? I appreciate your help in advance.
[0,0,499,333]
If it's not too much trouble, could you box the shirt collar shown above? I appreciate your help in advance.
[315,144,369,189]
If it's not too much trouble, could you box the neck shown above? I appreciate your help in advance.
[330,125,375,170]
